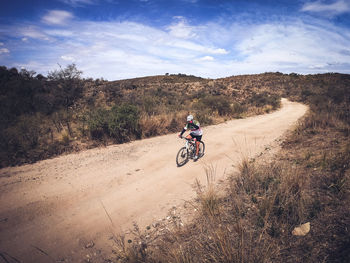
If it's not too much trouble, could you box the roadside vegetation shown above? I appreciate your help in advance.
[0,65,280,167]
[1,64,349,262]
[107,73,350,262]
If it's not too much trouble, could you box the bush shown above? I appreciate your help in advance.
[232,102,245,117]
[195,95,234,116]
[87,104,140,143]
[108,104,140,143]
[141,95,161,115]
[250,92,281,109]
[0,114,43,167]
[87,108,109,140]
[196,110,214,125]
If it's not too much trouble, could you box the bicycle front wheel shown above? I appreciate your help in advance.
[176,147,189,167]
[198,141,205,157]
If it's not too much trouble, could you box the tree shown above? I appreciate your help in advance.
[48,63,82,81]
[20,68,36,79]
[47,64,83,135]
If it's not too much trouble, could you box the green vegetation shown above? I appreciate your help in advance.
[107,73,350,263]
[0,64,85,166]
[0,65,280,167]
[1,64,349,262]
[86,104,141,143]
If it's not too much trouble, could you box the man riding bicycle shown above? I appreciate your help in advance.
[178,114,203,161]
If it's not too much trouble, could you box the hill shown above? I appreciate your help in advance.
[0,99,308,263]
[0,65,349,262]
[1,66,349,168]
[1,66,282,167]
[109,72,350,263]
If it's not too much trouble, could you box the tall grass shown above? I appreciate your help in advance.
[1,65,285,167]
[110,95,350,262]
[194,165,221,218]
[110,157,311,263]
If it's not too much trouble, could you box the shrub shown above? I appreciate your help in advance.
[167,116,181,132]
[250,92,281,109]
[195,110,214,125]
[87,104,140,143]
[141,95,161,115]
[0,114,44,167]
[108,104,140,143]
[60,130,70,146]
[87,108,109,140]
[231,102,245,117]
[195,95,234,116]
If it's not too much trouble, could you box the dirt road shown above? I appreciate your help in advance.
[0,99,308,262]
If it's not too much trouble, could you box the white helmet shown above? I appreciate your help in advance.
[187,115,193,122]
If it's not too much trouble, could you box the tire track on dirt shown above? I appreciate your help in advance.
[0,99,308,262]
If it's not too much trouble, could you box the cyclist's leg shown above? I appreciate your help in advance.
[185,134,193,140]
[186,134,195,159]
[192,135,202,157]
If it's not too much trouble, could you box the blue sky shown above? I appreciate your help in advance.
[0,0,350,80]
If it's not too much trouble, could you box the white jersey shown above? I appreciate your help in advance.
[184,120,202,136]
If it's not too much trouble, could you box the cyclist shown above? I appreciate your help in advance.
[178,114,203,161]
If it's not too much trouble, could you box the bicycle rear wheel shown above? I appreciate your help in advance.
[198,141,205,157]
[176,147,188,167]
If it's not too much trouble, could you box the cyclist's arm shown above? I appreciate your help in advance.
[179,124,188,136]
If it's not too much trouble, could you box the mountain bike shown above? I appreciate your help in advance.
[176,137,205,167]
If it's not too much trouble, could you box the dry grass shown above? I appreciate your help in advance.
[194,165,221,218]
[101,73,350,262]
[139,111,188,138]
[109,99,350,263]
[2,68,286,167]
[109,158,309,262]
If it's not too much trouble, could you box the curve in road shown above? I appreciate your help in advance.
[0,98,308,262]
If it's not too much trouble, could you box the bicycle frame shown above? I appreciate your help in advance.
[183,138,196,157]
[176,137,205,166]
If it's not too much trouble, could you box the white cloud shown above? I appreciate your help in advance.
[15,61,58,75]
[309,63,329,69]
[0,48,10,54]
[59,0,96,6]
[61,55,75,61]
[212,48,229,55]
[233,20,350,74]
[20,26,52,41]
[301,0,350,16]
[167,17,197,39]
[42,10,74,25]
[0,24,52,41]
[199,56,214,61]
[4,15,350,80]
[45,29,74,37]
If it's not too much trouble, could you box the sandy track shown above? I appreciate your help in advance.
[0,99,308,262]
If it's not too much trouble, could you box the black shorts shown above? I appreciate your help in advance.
[189,133,202,142]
